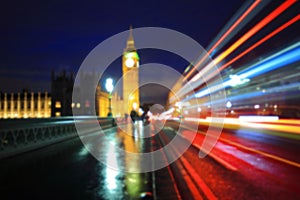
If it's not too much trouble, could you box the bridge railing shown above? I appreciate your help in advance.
[0,117,116,159]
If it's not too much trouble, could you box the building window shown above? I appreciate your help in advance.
[55,101,61,108]
[55,112,61,117]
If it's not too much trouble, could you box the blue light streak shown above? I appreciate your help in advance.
[191,43,300,100]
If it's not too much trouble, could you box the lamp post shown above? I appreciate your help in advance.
[105,78,114,117]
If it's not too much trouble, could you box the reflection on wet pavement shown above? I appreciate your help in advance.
[0,121,153,199]
[92,121,152,199]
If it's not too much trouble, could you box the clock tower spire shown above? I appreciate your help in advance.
[122,26,140,115]
[125,25,136,52]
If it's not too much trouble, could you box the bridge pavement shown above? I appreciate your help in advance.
[0,120,178,200]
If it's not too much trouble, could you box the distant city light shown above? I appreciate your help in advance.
[226,101,232,108]
[138,108,144,115]
[228,74,250,87]
[55,101,61,108]
[55,112,61,117]
[133,102,138,110]
[175,102,182,109]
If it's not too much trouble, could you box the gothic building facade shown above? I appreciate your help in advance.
[0,92,51,119]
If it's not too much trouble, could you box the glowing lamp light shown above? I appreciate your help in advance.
[105,78,114,116]
[105,78,114,93]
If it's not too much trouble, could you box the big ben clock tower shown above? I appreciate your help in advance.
[122,26,140,115]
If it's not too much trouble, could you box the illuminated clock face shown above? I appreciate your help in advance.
[125,58,135,68]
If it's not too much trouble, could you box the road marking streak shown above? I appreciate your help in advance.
[179,165,203,200]
[179,132,238,171]
[193,143,238,171]
[155,136,182,200]
[179,156,218,200]
[219,137,300,168]
[183,124,300,169]
[166,134,217,200]
[160,131,215,199]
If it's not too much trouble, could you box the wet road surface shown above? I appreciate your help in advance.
[0,122,154,200]
[1,120,300,199]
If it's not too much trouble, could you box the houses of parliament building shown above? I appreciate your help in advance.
[0,92,51,119]
[0,27,140,119]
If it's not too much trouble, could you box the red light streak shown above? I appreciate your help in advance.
[184,0,261,80]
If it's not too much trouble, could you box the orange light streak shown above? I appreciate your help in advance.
[184,0,261,80]
[188,0,297,83]
[214,0,297,65]
[219,14,300,72]
[184,117,300,135]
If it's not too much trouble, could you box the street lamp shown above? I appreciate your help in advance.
[105,78,114,117]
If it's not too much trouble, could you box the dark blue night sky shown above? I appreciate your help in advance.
[0,0,243,92]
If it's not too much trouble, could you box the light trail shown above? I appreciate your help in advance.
[218,14,300,72]
[238,43,300,79]
[191,43,300,99]
[219,137,300,168]
[226,82,300,102]
[171,1,297,105]
[200,81,300,108]
[189,0,297,84]
[238,116,279,122]
[183,0,262,80]
[171,1,263,103]
[183,117,300,136]
[214,0,297,65]
[180,118,300,168]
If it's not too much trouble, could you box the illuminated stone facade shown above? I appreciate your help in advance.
[112,26,140,117]
[96,85,110,117]
[0,92,51,119]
